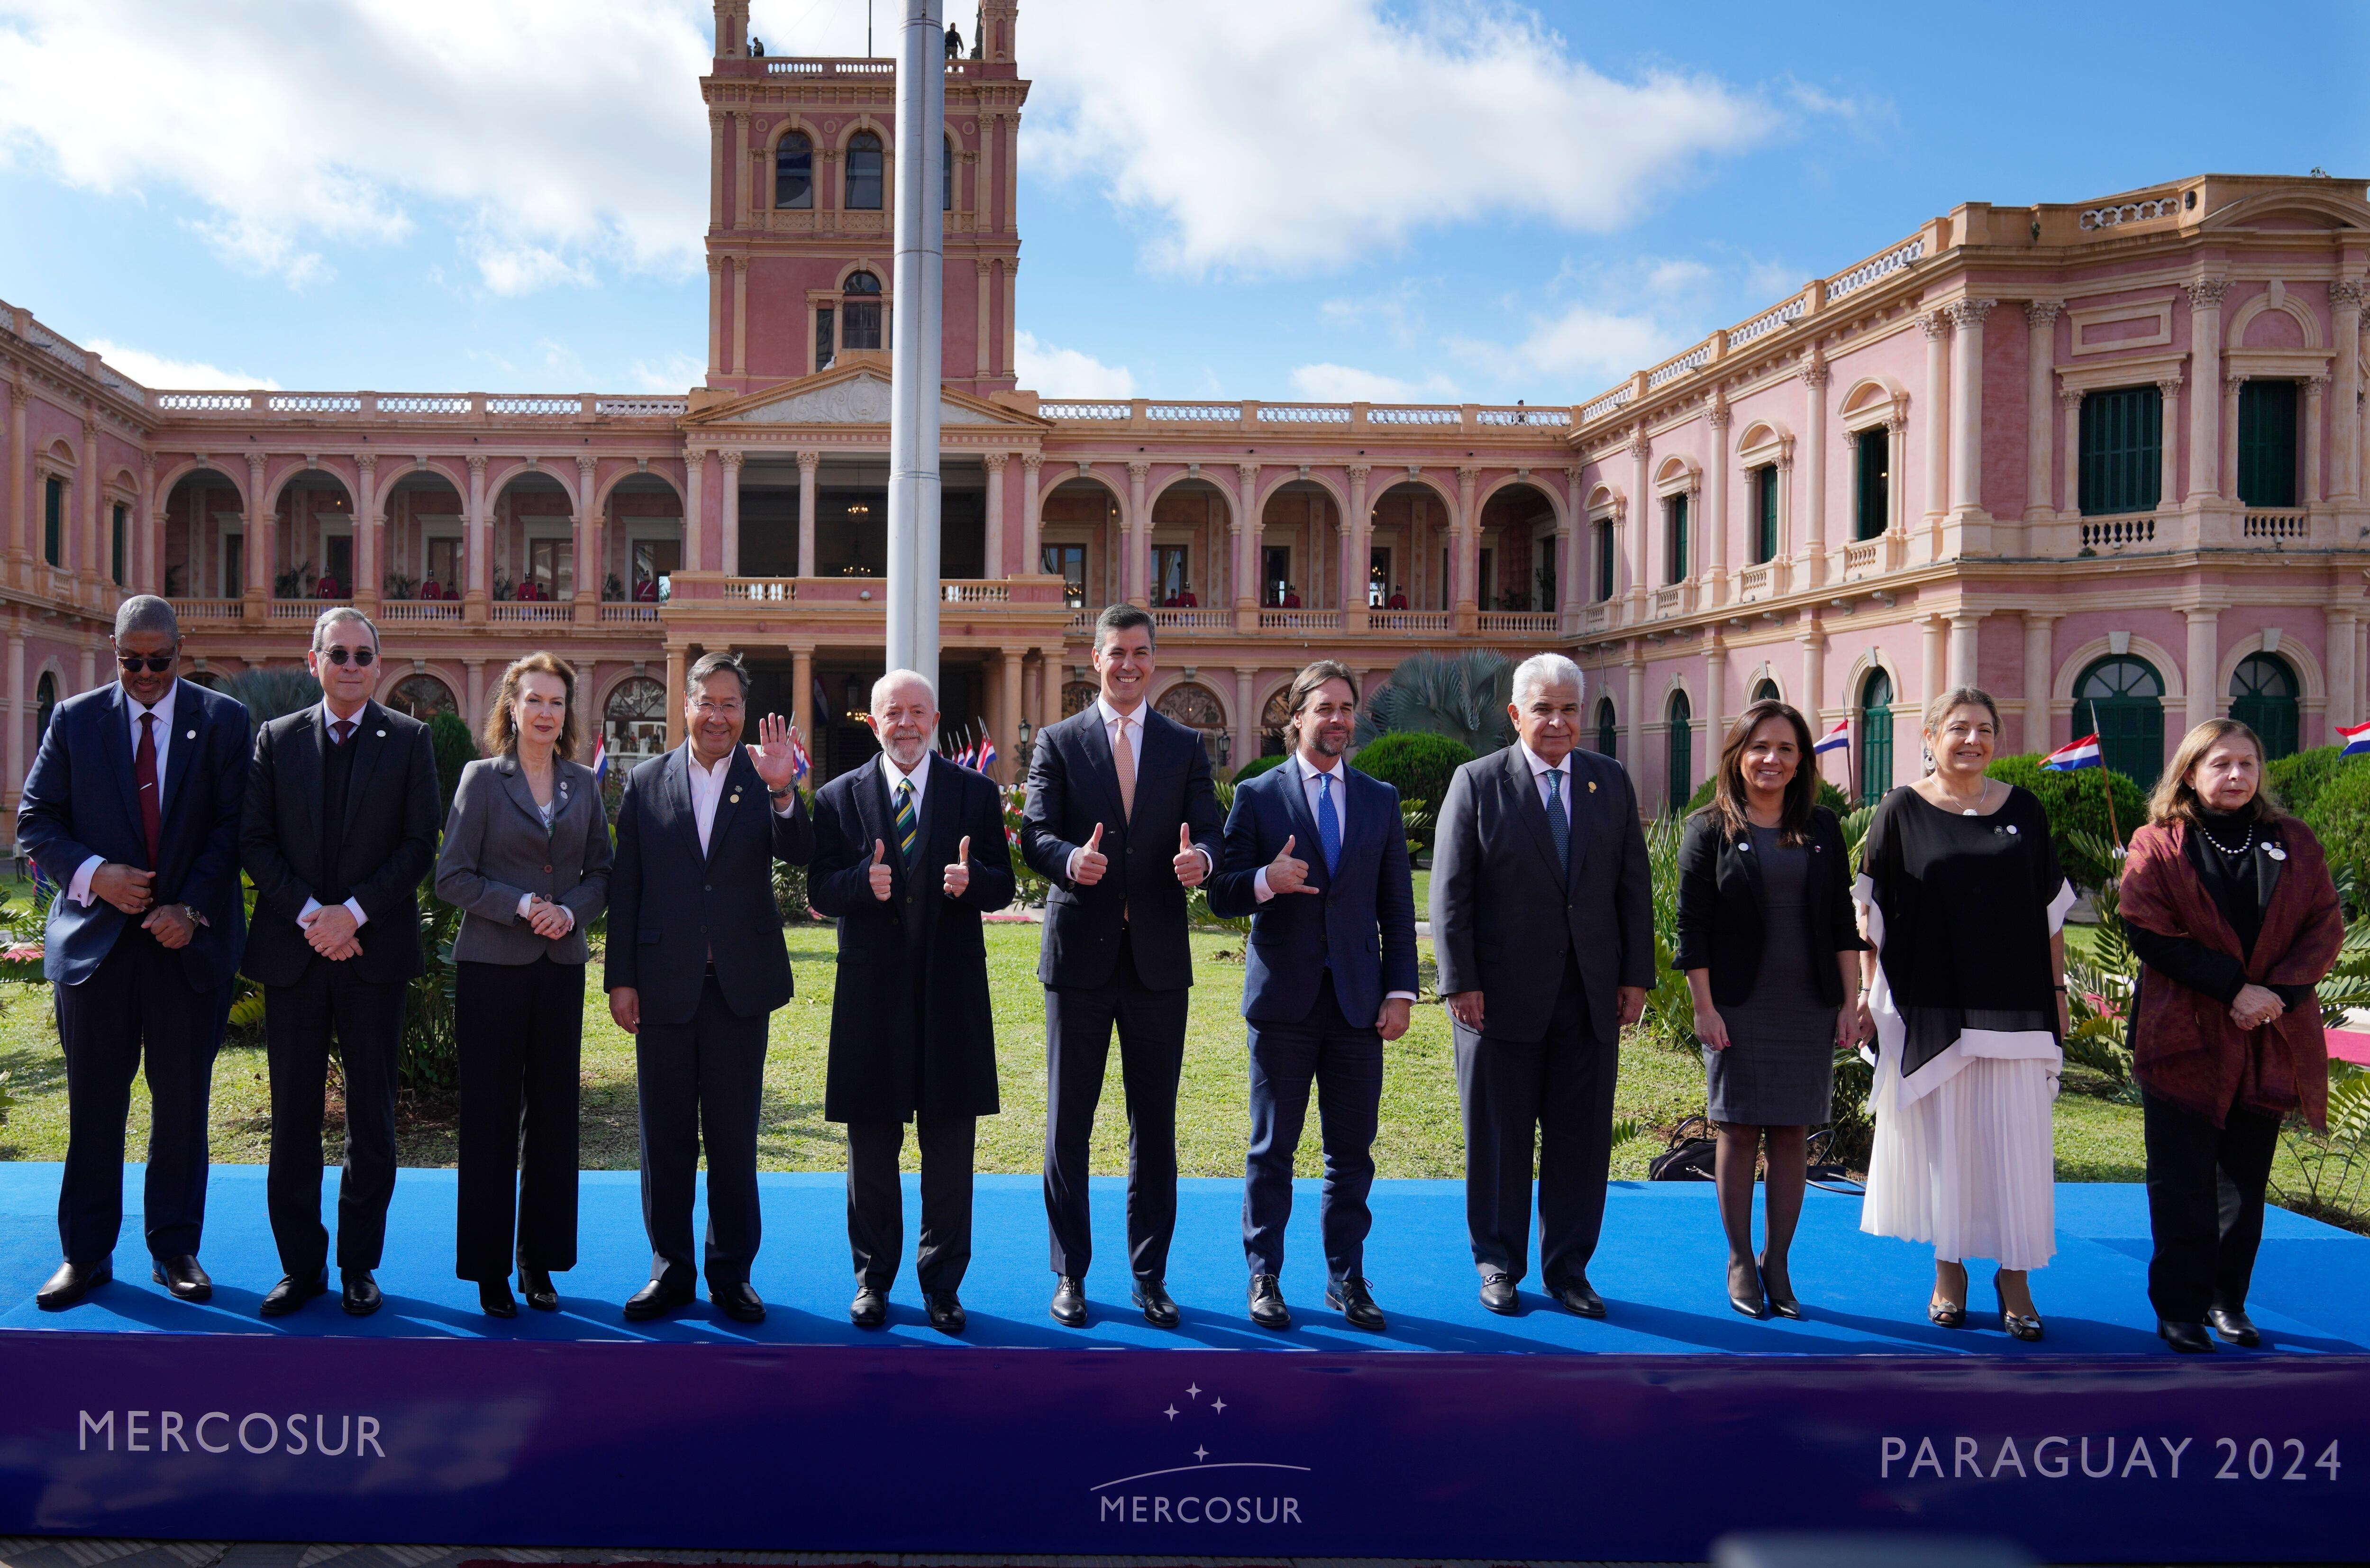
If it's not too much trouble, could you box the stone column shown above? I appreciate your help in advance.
[3,623,20,809]
[1704,635,1727,757]
[1125,461,1150,606]
[790,646,814,756]
[1945,299,1993,524]
[575,454,600,614]
[1021,454,1044,576]
[795,449,819,577]
[1344,464,1370,630]
[2155,378,2183,512]
[1705,396,1731,597]
[6,381,26,569]
[1560,465,1586,629]
[2221,375,2244,503]
[730,257,749,383]
[464,658,486,733]
[1454,465,1479,634]
[2022,612,2058,754]
[719,449,744,576]
[465,454,490,616]
[245,453,270,622]
[1625,656,1646,787]
[682,449,706,574]
[983,453,1008,578]
[137,453,158,595]
[999,646,1023,783]
[79,416,100,589]
[1947,611,1982,689]
[2341,277,2370,499]
[1921,310,1951,528]
[1234,463,1260,629]
[77,645,94,696]
[2185,605,2220,731]
[2184,278,2229,502]
[2305,376,2329,506]
[1920,615,1945,709]
[1799,356,1829,581]
[665,645,687,749]
[1625,432,1650,613]
[2326,607,2359,737]
[1798,624,1828,776]
[2059,390,2084,520]
[1232,665,1257,775]
[2024,302,2061,520]
[975,261,993,380]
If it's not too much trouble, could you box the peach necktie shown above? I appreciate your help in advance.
[1112,714,1136,821]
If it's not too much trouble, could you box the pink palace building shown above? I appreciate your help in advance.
[1,0,2365,811]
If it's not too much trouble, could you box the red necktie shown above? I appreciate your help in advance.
[135,712,162,869]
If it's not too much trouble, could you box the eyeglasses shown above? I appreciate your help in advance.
[115,653,177,674]
[319,646,376,667]
[691,699,745,717]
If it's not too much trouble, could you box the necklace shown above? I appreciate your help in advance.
[2196,817,2255,857]
[1934,777,1988,816]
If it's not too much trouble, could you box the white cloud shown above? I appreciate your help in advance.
[0,0,711,290]
[1022,0,1779,277]
[1288,362,1458,403]
[631,351,707,394]
[1015,330,1135,399]
[84,338,281,391]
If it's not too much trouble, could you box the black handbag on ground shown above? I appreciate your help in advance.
[1648,1116,1719,1181]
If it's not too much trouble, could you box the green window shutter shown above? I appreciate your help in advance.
[2078,385,2162,516]
[1594,520,1614,602]
[43,476,63,566]
[1859,669,1894,802]
[2229,652,2299,760]
[111,504,127,586]
[1854,429,1888,540]
[2073,655,2167,785]
[1755,465,1778,563]
[1666,692,1692,814]
[2235,381,2297,509]
[1667,494,1688,582]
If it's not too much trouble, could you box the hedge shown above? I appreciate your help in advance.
[1987,752,2148,889]
[2296,756,2370,911]
[1351,732,1476,814]
[2268,745,2344,820]
[1231,753,1288,784]
[1683,772,1850,820]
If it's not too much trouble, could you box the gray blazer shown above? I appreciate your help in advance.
[434,754,612,966]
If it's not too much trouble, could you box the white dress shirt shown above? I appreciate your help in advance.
[1252,750,1414,1003]
[296,699,375,931]
[67,682,179,906]
[1065,695,1214,880]
[1518,740,1578,832]
[688,741,799,857]
[879,748,929,821]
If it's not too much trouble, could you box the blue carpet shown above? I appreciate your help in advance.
[2,1163,2364,1355]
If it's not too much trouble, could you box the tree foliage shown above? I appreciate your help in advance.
[1985,753,2148,890]
[219,665,322,726]
[1354,650,1513,754]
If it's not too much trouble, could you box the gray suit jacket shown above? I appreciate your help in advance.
[434,754,612,965]
[1430,743,1654,1045]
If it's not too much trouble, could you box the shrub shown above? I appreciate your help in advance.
[220,665,323,725]
[1231,754,1287,784]
[428,708,478,817]
[1683,772,1850,820]
[1352,732,1476,818]
[1354,649,1513,753]
[2269,746,2343,820]
[1986,753,2147,890]
[2300,759,2370,913]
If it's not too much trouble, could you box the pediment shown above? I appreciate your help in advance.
[686,366,1047,430]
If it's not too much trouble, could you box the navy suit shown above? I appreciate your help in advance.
[1020,701,1223,1285]
[1209,756,1417,1282]
[604,743,813,1290]
[17,678,252,1267]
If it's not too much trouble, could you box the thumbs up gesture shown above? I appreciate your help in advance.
[943,834,972,899]
[1267,832,1318,895]
[868,838,894,902]
[1073,822,1110,886]
[1172,821,1208,888]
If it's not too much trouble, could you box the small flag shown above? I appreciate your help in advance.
[2043,733,2103,771]
[2341,720,2370,759]
[1813,720,1850,757]
[591,735,607,784]
[789,726,811,784]
[978,735,999,774]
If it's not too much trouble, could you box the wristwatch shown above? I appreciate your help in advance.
[768,785,793,800]
[180,903,210,928]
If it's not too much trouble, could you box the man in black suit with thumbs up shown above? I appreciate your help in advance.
[809,669,1012,1334]
[1021,605,1223,1328]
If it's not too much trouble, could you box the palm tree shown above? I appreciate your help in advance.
[219,665,322,725]
[1354,649,1514,752]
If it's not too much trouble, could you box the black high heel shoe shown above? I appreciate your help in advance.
[1758,1254,1802,1320]
[1727,1258,1767,1320]
[1994,1281,2043,1342]
[479,1278,518,1319]
[1928,1295,1967,1328]
[518,1267,558,1312]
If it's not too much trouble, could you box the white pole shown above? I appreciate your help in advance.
[885,0,944,693]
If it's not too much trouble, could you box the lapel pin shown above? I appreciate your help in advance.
[2006,824,2019,834]
[1738,839,1751,852]
[1586,780,1596,793]
[729,791,742,805]
[2265,844,2287,861]
[185,730,196,740]
[375,729,386,738]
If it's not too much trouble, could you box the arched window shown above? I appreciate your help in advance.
[2228,652,2299,761]
[943,136,954,212]
[845,131,884,210]
[841,270,883,352]
[1156,682,1227,767]
[1665,690,1692,814]
[1751,678,1781,703]
[1859,669,1894,802]
[1060,680,1098,719]
[387,675,457,722]
[775,131,813,209]
[2073,655,2166,785]
[1259,686,1294,757]
[604,675,671,762]
[1592,518,1615,602]
[34,671,58,745]
[1593,696,1618,759]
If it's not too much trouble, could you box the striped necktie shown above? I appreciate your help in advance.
[894,777,919,864]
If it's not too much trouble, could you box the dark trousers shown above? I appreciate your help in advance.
[635,970,768,1290]
[54,932,222,1266]
[265,963,407,1278]
[1454,953,1617,1290]
[2143,1086,2283,1323]
[455,957,583,1283]
[1043,932,1189,1283]
[1243,970,1383,1283]
[847,1113,977,1294]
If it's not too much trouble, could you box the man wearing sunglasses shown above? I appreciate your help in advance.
[240,607,441,1318]
[17,597,253,1310]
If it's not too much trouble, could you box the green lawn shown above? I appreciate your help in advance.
[0,921,2336,1214]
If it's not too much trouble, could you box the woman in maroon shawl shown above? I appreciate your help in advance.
[2121,718,2343,1354]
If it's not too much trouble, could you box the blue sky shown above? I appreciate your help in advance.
[2,0,2363,405]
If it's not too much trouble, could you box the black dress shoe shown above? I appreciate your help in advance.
[152,1255,212,1303]
[2160,1319,2217,1354]
[850,1285,889,1328]
[1728,1258,1767,1320]
[622,1277,694,1322]
[1554,1277,1607,1319]
[1479,1271,1519,1314]
[925,1292,966,1333]
[260,1272,326,1318]
[1049,1275,1088,1327]
[1758,1254,1802,1319]
[1247,1273,1291,1330]
[341,1269,383,1317]
[2209,1305,2261,1347]
[1326,1276,1386,1331]
[518,1268,558,1312]
[1993,1282,2043,1343]
[36,1259,110,1311]
[1928,1297,1968,1328]
[478,1279,518,1319]
[711,1281,766,1324]
[1133,1279,1181,1329]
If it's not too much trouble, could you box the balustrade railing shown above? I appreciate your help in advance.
[1840,539,1884,577]
[2241,508,2308,541]
[271,599,336,620]
[174,598,244,623]
[1368,610,1452,633]
[379,600,464,622]
[1258,609,1342,631]
[600,603,660,622]
[1150,608,1231,631]
[489,602,573,622]
[2079,514,2157,549]
[1736,564,1773,600]
[1476,611,1558,636]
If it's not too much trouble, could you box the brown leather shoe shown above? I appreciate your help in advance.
[36,1259,111,1311]
[152,1255,213,1303]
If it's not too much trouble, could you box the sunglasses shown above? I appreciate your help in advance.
[319,647,376,667]
[115,653,177,674]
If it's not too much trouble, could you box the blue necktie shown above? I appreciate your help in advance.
[1316,771,1341,876]
[1545,767,1570,877]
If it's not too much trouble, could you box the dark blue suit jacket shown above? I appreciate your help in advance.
[18,678,251,991]
[603,743,814,1027]
[1207,757,1418,1031]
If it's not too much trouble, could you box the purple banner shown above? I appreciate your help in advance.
[3,1333,2363,1562]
